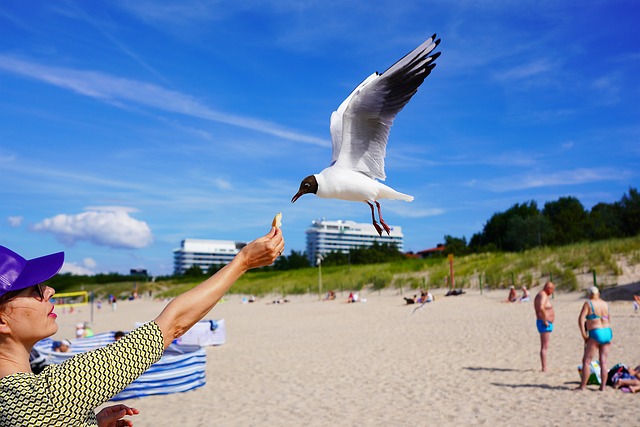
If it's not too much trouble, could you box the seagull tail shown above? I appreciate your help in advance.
[399,193,414,202]
[377,183,414,202]
[391,191,414,202]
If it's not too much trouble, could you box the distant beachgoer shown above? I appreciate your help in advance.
[575,286,612,391]
[519,286,530,302]
[114,331,126,341]
[53,339,71,353]
[75,323,85,339]
[612,364,640,392]
[633,294,640,313]
[506,286,517,302]
[534,281,555,372]
[83,322,95,338]
[404,295,417,305]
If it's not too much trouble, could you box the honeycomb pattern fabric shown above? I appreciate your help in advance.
[0,321,164,426]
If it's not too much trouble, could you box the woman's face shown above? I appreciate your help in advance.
[0,284,58,345]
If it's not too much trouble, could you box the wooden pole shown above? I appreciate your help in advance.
[448,254,455,290]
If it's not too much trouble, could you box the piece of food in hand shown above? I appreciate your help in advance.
[272,212,282,228]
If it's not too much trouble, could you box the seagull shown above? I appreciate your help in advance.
[291,34,441,236]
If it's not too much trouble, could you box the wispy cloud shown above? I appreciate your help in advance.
[212,177,233,191]
[494,59,553,81]
[50,4,171,85]
[385,203,445,218]
[591,74,621,106]
[115,0,222,27]
[472,167,632,192]
[0,55,329,147]
[7,216,23,227]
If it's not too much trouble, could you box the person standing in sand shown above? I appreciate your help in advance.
[534,281,555,372]
[575,286,612,391]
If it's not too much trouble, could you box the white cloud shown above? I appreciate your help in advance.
[83,258,98,269]
[61,262,96,276]
[33,208,153,249]
[8,216,23,227]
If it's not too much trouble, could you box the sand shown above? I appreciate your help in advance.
[52,285,640,427]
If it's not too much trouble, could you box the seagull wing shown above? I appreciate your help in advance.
[330,34,441,180]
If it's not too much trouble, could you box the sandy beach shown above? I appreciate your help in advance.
[52,284,640,427]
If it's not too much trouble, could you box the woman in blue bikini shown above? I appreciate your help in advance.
[575,286,612,391]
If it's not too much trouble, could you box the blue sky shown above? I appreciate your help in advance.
[1,1,638,276]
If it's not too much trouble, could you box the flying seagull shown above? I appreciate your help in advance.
[291,34,441,236]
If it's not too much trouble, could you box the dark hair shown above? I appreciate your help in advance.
[0,288,26,305]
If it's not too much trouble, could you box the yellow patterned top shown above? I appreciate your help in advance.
[0,321,164,426]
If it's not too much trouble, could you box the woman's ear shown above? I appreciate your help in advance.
[0,311,12,335]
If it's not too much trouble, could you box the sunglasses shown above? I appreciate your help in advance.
[33,283,46,300]
[0,283,47,304]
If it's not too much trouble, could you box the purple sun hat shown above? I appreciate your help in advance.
[0,245,64,298]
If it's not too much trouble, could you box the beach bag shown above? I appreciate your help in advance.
[577,360,601,385]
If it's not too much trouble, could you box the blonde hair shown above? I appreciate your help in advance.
[587,286,599,297]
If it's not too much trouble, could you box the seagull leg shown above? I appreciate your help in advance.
[375,201,391,235]
[366,201,383,236]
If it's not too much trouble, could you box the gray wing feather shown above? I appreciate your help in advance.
[332,35,441,179]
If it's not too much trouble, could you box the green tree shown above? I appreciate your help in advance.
[443,235,469,256]
[472,201,540,251]
[273,250,310,270]
[543,196,588,245]
[183,265,204,277]
[588,202,623,240]
[503,214,553,251]
[619,187,640,237]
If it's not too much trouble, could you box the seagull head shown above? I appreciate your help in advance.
[291,175,318,203]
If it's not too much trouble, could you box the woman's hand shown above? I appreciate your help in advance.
[237,227,285,271]
[96,404,139,427]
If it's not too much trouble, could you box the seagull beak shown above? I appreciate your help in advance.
[291,192,303,203]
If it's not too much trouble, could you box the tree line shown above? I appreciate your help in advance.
[443,187,639,255]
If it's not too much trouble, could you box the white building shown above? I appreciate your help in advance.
[305,219,404,265]
[173,239,246,275]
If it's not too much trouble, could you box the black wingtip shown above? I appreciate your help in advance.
[430,51,442,61]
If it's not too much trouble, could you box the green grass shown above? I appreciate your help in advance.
[53,235,640,299]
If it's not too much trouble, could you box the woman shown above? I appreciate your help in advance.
[0,225,284,426]
[575,286,612,391]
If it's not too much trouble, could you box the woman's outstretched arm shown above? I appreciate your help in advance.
[155,227,284,348]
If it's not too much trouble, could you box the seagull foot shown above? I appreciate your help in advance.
[380,219,391,235]
[373,221,383,236]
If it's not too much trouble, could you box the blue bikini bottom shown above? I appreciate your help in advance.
[588,327,612,345]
